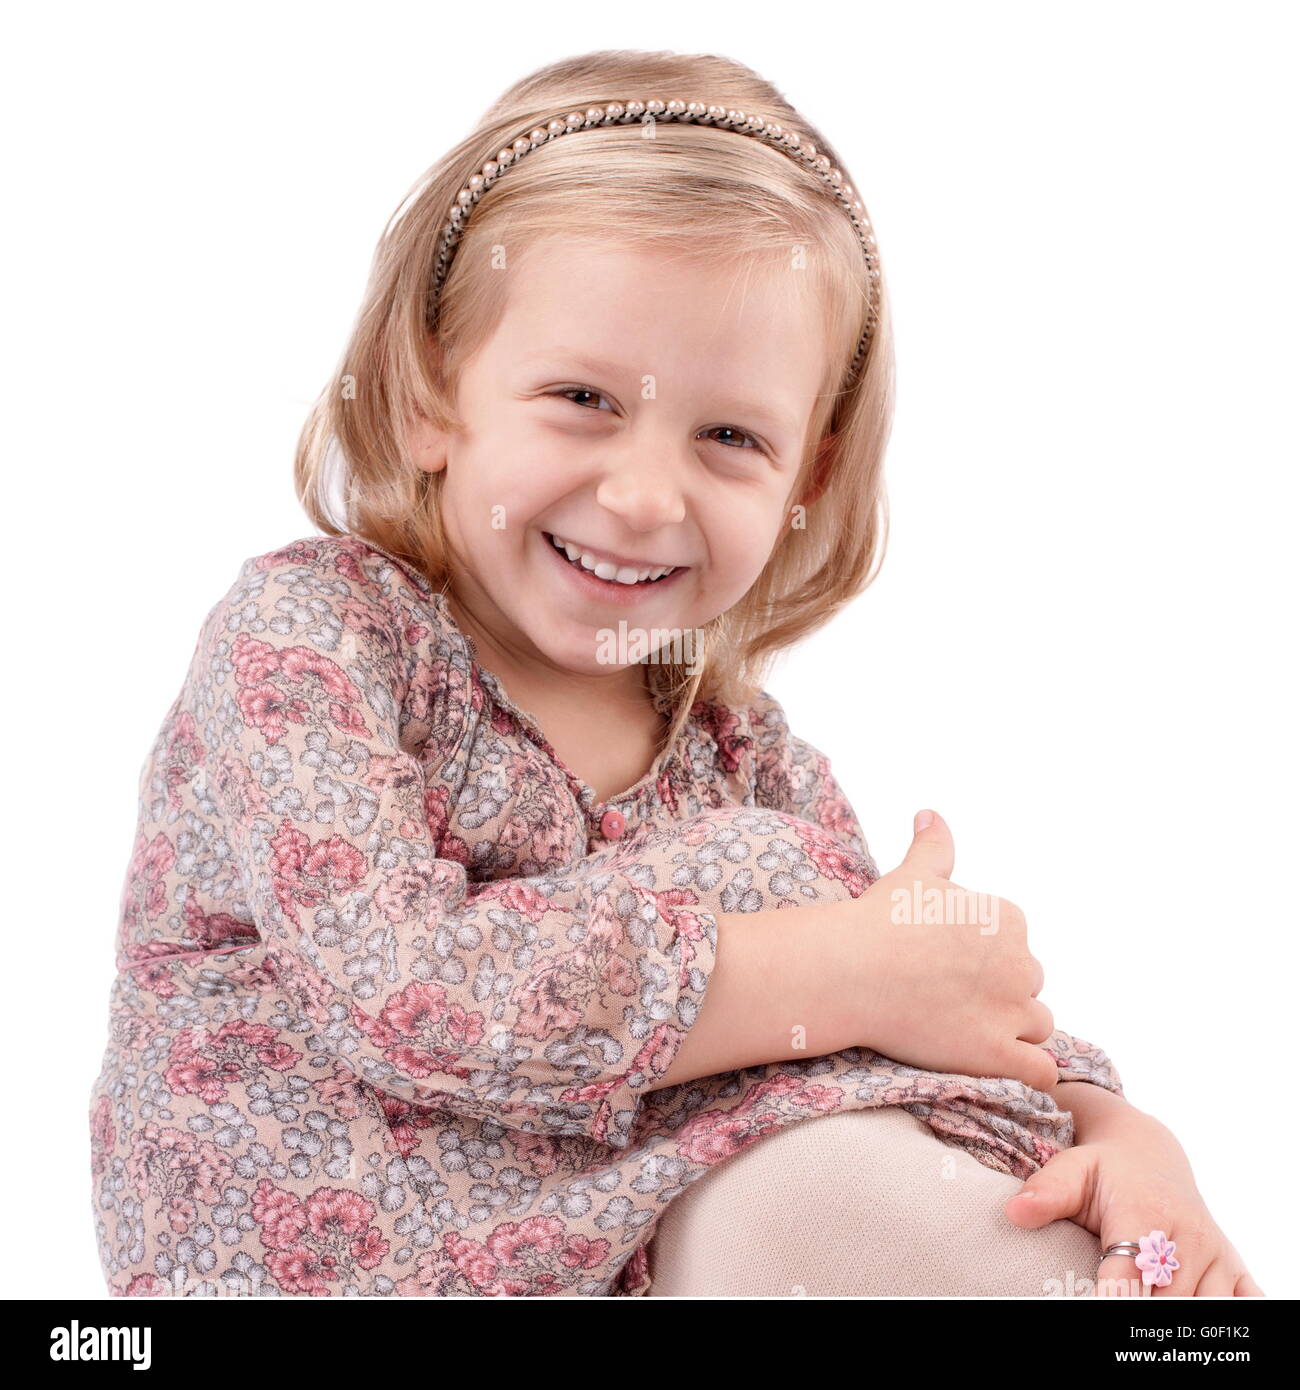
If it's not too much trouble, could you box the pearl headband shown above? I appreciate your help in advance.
[429,99,882,375]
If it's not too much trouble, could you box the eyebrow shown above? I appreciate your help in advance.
[521,351,802,442]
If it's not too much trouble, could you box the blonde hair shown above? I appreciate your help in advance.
[295,48,894,753]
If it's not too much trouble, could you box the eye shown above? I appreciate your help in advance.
[700,425,764,453]
[550,386,616,412]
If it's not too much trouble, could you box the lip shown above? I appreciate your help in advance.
[545,531,683,576]
[539,529,688,604]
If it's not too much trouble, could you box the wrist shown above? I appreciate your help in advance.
[1054,1079,1145,1141]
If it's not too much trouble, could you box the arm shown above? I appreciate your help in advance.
[188,543,718,1151]
[1052,1077,1140,1142]
[648,897,868,1090]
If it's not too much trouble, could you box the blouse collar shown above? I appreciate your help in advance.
[347,535,702,812]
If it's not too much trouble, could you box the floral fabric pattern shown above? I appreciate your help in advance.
[89,533,1123,1297]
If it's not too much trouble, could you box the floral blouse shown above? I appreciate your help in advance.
[88,532,1124,1297]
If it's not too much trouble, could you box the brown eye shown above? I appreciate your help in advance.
[552,386,614,412]
[701,425,763,452]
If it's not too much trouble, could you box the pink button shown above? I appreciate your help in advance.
[599,808,626,840]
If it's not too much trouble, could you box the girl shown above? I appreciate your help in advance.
[89,48,1261,1298]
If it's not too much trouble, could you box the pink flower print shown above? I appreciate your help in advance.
[1135,1230,1180,1287]
[797,824,870,896]
[693,701,750,773]
[487,1215,567,1266]
[677,1112,754,1164]
[89,1095,115,1178]
[629,1021,682,1087]
[278,644,359,700]
[264,1244,338,1296]
[381,980,449,1037]
[377,1092,438,1158]
[786,1083,846,1113]
[302,835,367,896]
[165,1021,302,1103]
[495,880,553,924]
[229,632,283,688]
[117,1274,169,1297]
[350,1227,390,1270]
[213,748,270,826]
[514,957,592,1039]
[422,781,452,841]
[336,592,390,647]
[162,710,206,809]
[376,980,483,1080]
[252,1180,309,1251]
[328,697,372,739]
[489,705,517,738]
[447,1233,500,1292]
[564,1239,614,1273]
[182,896,258,952]
[256,538,324,574]
[269,827,366,918]
[329,541,364,583]
[270,947,336,1027]
[305,1187,375,1241]
[126,1125,233,1235]
[314,1062,367,1121]
[237,680,310,744]
[124,831,176,923]
[110,1009,162,1050]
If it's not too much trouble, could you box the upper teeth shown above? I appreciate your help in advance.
[548,533,677,585]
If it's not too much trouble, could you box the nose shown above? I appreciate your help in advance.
[593,443,688,532]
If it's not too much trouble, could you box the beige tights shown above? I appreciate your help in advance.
[644,1105,1105,1297]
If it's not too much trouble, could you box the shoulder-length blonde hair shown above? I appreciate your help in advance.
[295,48,893,750]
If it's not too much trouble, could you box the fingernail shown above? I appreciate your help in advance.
[914,810,934,832]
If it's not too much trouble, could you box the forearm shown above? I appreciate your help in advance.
[649,899,866,1091]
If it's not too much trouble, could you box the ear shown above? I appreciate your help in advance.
[796,433,837,508]
[407,405,451,475]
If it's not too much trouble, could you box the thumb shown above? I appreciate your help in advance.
[1004,1150,1092,1229]
[899,808,954,880]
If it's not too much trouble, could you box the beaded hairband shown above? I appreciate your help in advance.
[429,99,882,374]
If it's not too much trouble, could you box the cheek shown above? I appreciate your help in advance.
[702,492,791,580]
[443,439,562,535]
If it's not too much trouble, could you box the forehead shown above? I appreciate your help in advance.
[487,238,831,402]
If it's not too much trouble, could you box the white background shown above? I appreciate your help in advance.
[4,0,1295,1298]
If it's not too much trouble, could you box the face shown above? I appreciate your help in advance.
[408,239,831,696]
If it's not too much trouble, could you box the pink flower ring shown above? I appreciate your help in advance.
[1134,1230,1180,1288]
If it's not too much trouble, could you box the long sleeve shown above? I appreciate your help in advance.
[187,544,717,1151]
[1040,1029,1124,1097]
[746,690,1124,1099]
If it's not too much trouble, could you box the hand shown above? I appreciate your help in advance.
[1005,1103,1266,1297]
[854,809,1059,1093]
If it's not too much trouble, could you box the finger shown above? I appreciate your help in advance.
[1235,1271,1266,1297]
[1019,998,1055,1045]
[1008,1039,1061,1094]
[1101,1223,1188,1298]
[1004,1148,1091,1230]
[900,808,954,880]
[1193,1258,1241,1298]
[1094,1253,1146,1298]
[1147,1229,1194,1298]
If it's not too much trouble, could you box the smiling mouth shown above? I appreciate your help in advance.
[542,531,683,586]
